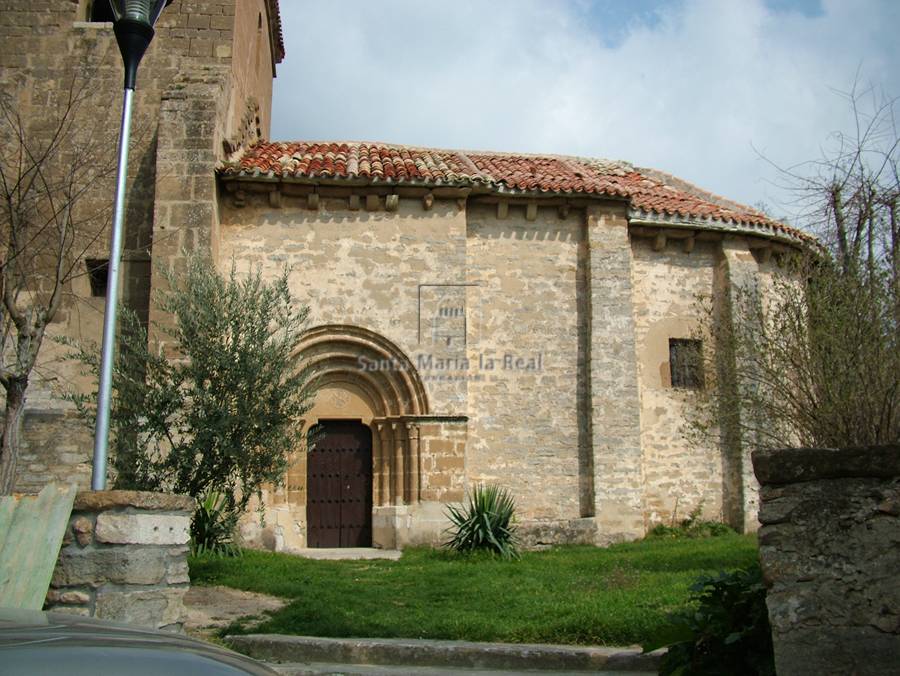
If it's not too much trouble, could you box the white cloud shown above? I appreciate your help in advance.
[272,0,900,219]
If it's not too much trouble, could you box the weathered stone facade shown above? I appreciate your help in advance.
[16,409,93,494]
[47,490,193,631]
[7,1,809,551]
[217,182,802,549]
[632,237,722,526]
[0,0,282,378]
[753,446,900,676]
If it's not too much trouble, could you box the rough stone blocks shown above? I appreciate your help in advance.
[95,513,190,545]
[46,490,193,632]
[753,445,900,676]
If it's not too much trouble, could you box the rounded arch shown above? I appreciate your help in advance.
[296,324,429,417]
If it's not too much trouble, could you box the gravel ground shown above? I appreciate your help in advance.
[183,584,287,640]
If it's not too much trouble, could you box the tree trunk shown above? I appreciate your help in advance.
[0,378,27,495]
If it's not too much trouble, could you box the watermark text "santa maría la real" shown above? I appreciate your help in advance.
[358,352,543,373]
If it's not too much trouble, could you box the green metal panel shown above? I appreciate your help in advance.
[0,483,77,609]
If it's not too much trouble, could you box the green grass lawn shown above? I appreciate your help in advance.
[189,534,758,647]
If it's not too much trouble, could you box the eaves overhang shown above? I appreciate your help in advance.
[217,140,817,249]
[628,209,818,250]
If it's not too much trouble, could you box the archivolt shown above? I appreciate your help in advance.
[296,324,429,417]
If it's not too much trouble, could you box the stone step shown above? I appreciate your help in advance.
[228,635,662,673]
[283,548,402,561]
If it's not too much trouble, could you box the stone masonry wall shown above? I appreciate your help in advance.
[47,490,193,631]
[218,192,470,415]
[220,194,592,533]
[753,446,900,675]
[586,205,644,542]
[15,410,93,493]
[228,0,275,137]
[1,0,277,491]
[631,237,723,527]
[465,202,586,522]
[418,418,467,505]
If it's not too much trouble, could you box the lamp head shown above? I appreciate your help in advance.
[109,0,173,28]
[108,0,174,90]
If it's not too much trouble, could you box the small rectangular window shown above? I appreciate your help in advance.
[86,259,109,297]
[670,338,704,389]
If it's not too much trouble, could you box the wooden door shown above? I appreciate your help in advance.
[307,421,372,548]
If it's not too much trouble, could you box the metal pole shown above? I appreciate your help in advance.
[91,87,135,491]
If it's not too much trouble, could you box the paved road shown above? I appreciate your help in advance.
[271,663,656,676]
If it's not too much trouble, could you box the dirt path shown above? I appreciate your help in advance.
[183,584,287,640]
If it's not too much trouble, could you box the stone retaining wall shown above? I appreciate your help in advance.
[46,490,193,631]
[753,446,900,675]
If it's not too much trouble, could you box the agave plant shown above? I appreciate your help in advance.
[444,483,519,559]
[191,490,240,557]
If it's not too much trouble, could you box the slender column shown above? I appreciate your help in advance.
[392,422,406,505]
[375,421,391,505]
[407,422,420,504]
[371,422,381,506]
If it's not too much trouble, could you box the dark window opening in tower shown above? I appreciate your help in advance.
[89,0,115,22]
[86,259,110,297]
[256,12,263,72]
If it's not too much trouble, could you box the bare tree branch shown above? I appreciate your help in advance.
[0,56,120,494]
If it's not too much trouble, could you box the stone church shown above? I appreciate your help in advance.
[3,1,809,550]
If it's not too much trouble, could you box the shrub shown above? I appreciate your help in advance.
[645,565,774,676]
[444,484,519,559]
[647,504,736,539]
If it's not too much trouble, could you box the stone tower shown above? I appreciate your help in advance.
[0,0,284,490]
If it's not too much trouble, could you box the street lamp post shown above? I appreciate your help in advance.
[91,0,173,491]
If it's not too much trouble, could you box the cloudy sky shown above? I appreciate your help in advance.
[271,0,900,222]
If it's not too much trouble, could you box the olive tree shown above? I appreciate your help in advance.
[67,255,315,536]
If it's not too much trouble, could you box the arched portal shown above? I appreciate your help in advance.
[298,324,429,418]
[291,326,430,548]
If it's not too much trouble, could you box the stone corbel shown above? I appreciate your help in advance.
[653,232,667,251]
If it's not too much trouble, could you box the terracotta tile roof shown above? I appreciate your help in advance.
[220,141,808,240]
